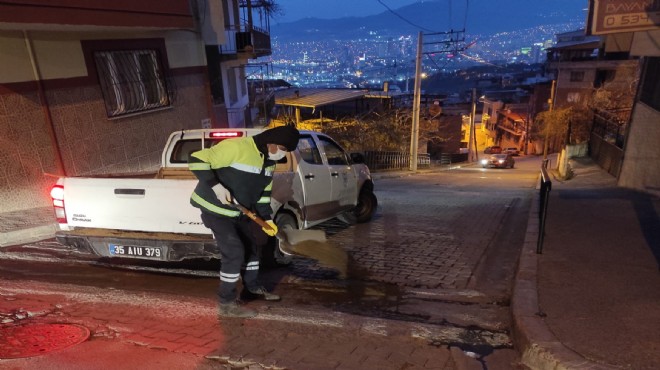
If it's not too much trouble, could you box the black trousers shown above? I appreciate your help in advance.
[200,213,261,304]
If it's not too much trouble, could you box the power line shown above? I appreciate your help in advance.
[375,0,438,33]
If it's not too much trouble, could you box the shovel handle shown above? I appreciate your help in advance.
[231,202,274,231]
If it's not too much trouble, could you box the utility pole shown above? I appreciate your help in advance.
[468,88,478,162]
[407,29,465,170]
[543,79,556,160]
[410,31,422,171]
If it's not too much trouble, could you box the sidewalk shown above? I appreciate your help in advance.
[0,207,57,247]
[512,157,660,370]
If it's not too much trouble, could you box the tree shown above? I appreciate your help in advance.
[318,107,452,153]
[535,105,592,155]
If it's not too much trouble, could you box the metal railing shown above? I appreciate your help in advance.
[362,151,431,171]
[537,159,552,254]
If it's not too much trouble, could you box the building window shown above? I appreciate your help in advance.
[94,49,170,118]
[594,69,616,88]
[640,57,660,111]
[567,92,581,103]
[570,71,585,82]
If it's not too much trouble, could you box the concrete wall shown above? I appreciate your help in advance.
[618,102,660,197]
[0,30,206,82]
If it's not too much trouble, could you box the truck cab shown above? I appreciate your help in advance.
[161,128,375,228]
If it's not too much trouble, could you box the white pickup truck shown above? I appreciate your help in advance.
[51,128,377,264]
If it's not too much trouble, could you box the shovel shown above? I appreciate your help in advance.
[232,202,348,277]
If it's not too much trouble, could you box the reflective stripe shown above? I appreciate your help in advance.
[246,261,259,271]
[264,182,272,191]
[229,163,262,174]
[189,162,211,170]
[264,169,273,176]
[191,193,240,217]
[257,196,270,204]
[220,272,240,283]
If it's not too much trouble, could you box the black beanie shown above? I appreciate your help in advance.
[253,125,300,152]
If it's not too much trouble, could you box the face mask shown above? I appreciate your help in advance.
[268,148,286,161]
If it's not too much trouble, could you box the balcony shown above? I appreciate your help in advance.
[220,26,271,59]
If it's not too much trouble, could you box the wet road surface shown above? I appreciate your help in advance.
[0,156,541,369]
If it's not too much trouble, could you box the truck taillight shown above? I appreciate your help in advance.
[50,185,67,223]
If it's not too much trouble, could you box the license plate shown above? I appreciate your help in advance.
[109,244,163,259]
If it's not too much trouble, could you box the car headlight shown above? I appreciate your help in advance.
[498,160,504,163]
[481,159,488,165]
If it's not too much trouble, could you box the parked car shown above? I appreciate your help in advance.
[481,154,515,168]
[484,146,502,154]
[503,147,520,156]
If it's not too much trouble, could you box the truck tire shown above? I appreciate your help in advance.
[337,211,357,225]
[354,189,377,223]
[261,213,296,267]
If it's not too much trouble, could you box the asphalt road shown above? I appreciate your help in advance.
[0,155,542,370]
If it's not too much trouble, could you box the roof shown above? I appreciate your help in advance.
[547,39,600,50]
[549,29,601,50]
[274,88,369,108]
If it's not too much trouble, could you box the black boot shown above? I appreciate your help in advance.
[244,286,281,301]
[218,301,257,318]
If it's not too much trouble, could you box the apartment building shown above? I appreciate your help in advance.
[0,0,273,212]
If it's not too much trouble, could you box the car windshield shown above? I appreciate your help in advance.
[492,154,507,159]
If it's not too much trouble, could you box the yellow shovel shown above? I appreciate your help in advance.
[232,202,348,277]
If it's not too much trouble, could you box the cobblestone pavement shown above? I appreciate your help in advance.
[0,165,538,369]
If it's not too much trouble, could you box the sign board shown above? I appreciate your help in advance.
[588,0,660,35]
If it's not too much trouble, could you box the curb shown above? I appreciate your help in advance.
[511,179,619,370]
[0,224,57,247]
[370,162,477,181]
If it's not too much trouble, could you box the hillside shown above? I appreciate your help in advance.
[271,0,586,41]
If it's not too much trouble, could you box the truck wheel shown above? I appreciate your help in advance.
[354,190,377,223]
[337,211,357,225]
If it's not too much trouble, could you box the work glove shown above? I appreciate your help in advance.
[211,183,231,205]
[262,220,278,237]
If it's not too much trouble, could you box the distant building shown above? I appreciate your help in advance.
[480,89,533,152]
[584,0,660,196]
[546,27,642,176]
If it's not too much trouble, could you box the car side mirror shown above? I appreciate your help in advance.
[350,152,365,164]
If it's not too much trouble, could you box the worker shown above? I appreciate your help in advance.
[188,125,300,318]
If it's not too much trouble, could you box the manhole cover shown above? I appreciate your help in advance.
[0,323,90,359]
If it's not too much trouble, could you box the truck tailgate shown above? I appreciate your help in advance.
[63,177,207,234]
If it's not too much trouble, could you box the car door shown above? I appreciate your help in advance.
[316,134,357,213]
[294,134,334,224]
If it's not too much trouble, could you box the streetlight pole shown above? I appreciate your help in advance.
[410,31,422,171]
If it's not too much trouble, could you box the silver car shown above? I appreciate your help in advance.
[481,154,515,168]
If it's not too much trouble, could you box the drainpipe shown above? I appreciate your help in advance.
[23,31,66,176]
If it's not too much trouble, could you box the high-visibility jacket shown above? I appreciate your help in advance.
[188,137,275,220]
